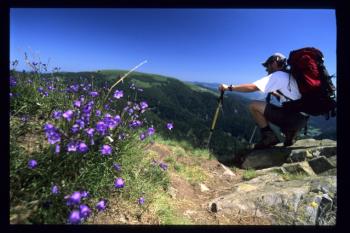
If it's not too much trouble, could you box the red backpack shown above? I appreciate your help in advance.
[282,47,336,119]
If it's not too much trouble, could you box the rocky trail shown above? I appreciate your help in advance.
[89,138,337,225]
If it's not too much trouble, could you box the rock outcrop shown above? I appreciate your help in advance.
[208,139,337,225]
[241,139,336,170]
[208,173,336,225]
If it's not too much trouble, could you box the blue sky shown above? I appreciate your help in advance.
[10,8,336,85]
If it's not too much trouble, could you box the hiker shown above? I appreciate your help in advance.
[219,52,309,149]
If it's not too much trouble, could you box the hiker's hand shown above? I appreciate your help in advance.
[219,84,229,92]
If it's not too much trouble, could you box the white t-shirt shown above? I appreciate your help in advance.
[253,71,301,103]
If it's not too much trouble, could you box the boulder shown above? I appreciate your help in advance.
[308,156,336,174]
[241,139,336,170]
[208,174,336,225]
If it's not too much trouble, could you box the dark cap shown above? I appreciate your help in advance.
[262,52,286,67]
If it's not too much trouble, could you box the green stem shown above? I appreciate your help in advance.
[101,60,148,107]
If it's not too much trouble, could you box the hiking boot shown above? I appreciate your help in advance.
[283,130,299,147]
[253,130,279,150]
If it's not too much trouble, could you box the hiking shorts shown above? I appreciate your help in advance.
[264,103,308,131]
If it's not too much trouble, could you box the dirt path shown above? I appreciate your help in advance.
[147,143,272,225]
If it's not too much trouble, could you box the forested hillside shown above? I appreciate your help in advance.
[34,69,335,158]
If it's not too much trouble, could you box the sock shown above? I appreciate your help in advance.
[261,125,272,132]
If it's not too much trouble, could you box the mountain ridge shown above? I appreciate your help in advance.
[39,69,336,155]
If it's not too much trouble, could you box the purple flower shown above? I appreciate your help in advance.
[113,90,123,99]
[90,91,99,97]
[69,84,79,93]
[138,197,145,205]
[95,110,101,117]
[103,114,118,130]
[128,108,134,115]
[67,142,78,152]
[48,132,61,145]
[71,124,80,133]
[147,127,155,136]
[73,100,81,108]
[83,103,93,114]
[68,191,82,205]
[96,121,107,135]
[104,113,112,120]
[159,163,168,171]
[129,120,142,128]
[28,160,38,169]
[140,101,148,110]
[166,123,174,130]
[140,132,146,141]
[51,185,59,195]
[81,191,89,198]
[63,110,74,121]
[44,123,55,132]
[78,142,88,153]
[37,87,44,93]
[101,145,112,156]
[113,163,121,172]
[68,210,81,224]
[114,115,121,124]
[96,199,107,211]
[52,110,62,119]
[85,128,95,137]
[114,178,125,188]
[79,204,91,219]
[75,119,85,129]
[44,123,61,144]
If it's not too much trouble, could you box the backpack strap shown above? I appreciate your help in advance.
[276,90,293,101]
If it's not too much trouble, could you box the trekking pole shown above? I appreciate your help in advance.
[249,125,257,145]
[207,90,224,158]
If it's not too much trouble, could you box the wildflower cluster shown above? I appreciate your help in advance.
[10,59,174,224]
[63,190,96,224]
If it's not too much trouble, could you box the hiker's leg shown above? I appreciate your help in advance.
[249,101,278,149]
[263,103,308,147]
[248,101,268,128]
[281,114,309,147]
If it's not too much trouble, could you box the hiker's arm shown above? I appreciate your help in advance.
[219,83,259,92]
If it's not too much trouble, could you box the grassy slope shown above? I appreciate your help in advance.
[95,70,255,158]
